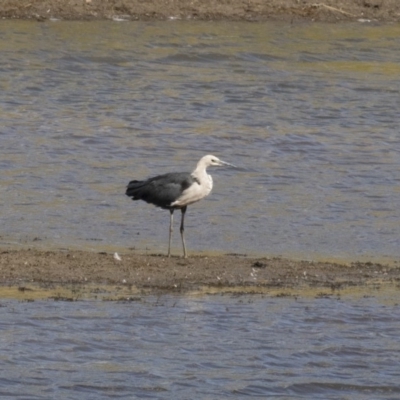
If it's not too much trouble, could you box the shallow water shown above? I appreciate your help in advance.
[1,295,400,399]
[1,21,400,261]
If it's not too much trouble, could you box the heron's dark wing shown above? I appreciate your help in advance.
[126,172,196,209]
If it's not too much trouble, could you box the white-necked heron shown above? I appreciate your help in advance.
[125,154,235,258]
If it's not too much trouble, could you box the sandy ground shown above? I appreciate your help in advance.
[1,249,400,300]
[1,0,400,22]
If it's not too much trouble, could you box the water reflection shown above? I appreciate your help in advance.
[1,21,400,261]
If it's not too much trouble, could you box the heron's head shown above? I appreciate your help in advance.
[201,155,236,168]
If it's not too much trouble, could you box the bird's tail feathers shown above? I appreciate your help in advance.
[126,180,147,198]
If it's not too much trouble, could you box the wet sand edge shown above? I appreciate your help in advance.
[1,249,399,300]
[1,0,400,23]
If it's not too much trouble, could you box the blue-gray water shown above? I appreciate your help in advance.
[1,295,400,399]
[1,21,400,261]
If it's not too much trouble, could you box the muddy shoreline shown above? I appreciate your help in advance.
[1,0,400,23]
[1,249,400,300]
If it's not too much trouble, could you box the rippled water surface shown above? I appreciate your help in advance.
[1,295,400,399]
[1,21,400,260]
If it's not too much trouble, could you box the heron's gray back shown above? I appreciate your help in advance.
[126,172,195,209]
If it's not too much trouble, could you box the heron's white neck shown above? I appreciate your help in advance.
[191,160,213,190]
[171,158,214,207]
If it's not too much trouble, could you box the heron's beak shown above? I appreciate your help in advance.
[219,160,237,168]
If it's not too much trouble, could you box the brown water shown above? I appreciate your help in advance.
[1,295,400,399]
[1,21,400,261]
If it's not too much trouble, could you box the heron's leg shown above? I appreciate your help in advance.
[168,209,174,257]
[180,206,188,258]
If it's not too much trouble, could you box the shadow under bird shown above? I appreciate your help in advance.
[125,155,236,258]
